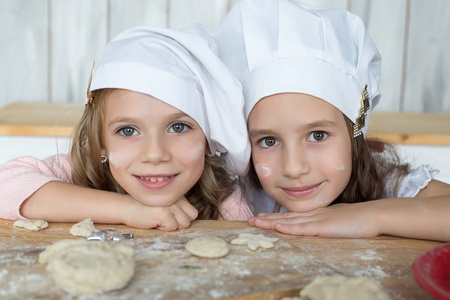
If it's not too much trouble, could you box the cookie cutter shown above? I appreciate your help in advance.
[87,229,134,241]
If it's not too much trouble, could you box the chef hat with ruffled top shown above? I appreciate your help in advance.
[89,24,250,175]
[213,0,382,137]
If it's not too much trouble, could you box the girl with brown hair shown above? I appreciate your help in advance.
[213,0,450,241]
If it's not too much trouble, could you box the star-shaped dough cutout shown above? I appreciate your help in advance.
[231,233,278,250]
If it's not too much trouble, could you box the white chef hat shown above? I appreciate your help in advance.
[213,0,382,137]
[89,25,250,175]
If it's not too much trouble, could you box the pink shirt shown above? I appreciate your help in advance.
[0,155,252,221]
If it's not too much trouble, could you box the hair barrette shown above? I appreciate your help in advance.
[353,84,370,138]
[85,62,95,108]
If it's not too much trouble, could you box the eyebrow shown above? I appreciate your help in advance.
[303,120,337,130]
[249,120,338,138]
[107,112,189,127]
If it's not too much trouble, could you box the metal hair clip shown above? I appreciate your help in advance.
[85,62,95,108]
[353,84,370,138]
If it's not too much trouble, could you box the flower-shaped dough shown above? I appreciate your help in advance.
[231,233,278,250]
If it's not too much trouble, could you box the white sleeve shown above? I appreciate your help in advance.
[395,165,439,198]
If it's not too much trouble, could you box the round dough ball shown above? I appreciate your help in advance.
[185,236,229,258]
[40,239,135,294]
[299,275,390,300]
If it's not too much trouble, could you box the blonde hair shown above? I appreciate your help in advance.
[70,89,235,219]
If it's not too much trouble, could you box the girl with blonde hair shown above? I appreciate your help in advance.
[0,25,251,230]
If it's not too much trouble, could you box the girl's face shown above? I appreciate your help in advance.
[248,93,352,212]
[103,89,206,207]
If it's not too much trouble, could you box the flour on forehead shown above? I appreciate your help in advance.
[185,142,205,161]
[255,164,272,177]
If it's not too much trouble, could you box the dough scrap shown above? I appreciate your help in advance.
[298,275,390,300]
[70,218,96,237]
[231,233,278,250]
[185,236,229,258]
[13,219,48,231]
[39,239,135,294]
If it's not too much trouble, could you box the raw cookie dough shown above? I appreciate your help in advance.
[185,236,229,258]
[39,239,135,294]
[13,219,48,231]
[70,218,96,237]
[231,233,278,250]
[297,275,390,300]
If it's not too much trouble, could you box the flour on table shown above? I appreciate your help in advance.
[70,218,95,237]
[13,219,48,231]
[283,275,390,300]
[185,236,229,258]
[231,233,278,250]
[39,239,135,294]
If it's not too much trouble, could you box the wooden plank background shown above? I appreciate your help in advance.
[1,0,450,113]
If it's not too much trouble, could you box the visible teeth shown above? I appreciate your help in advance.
[139,175,173,182]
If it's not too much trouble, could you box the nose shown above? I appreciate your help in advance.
[281,143,310,178]
[141,134,171,164]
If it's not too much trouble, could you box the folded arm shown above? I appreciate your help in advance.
[249,180,450,242]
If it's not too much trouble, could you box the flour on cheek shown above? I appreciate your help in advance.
[184,142,205,161]
[108,152,127,167]
[254,164,272,178]
[326,151,350,172]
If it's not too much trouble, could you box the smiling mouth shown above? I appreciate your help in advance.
[135,174,179,190]
[282,183,322,198]
[136,175,176,182]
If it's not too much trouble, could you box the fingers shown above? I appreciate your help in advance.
[168,198,198,229]
[251,214,312,230]
[155,212,179,231]
[274,222,319,236]
[257,210,317,218]
[175,197,199,221]
[157,198,199,231]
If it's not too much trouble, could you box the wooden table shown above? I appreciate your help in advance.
[0,219,443,299]
[1,103,450,145]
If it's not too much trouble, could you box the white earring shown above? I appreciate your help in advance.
[101,155,108,164]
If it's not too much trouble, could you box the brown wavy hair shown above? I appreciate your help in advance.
[244,115,411,206]
[70,89,235,219]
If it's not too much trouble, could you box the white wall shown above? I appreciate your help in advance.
[1,0,450,113]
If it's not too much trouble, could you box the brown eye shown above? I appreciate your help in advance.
[309,131,327,142]
[259,137,279,148]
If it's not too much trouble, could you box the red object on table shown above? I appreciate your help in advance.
[413,243,450,300]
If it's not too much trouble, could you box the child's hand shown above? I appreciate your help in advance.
[248,203,380,238]
[121,196,198,231]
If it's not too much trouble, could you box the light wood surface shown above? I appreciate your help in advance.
[1,102,450,145]
[0,219,442,299]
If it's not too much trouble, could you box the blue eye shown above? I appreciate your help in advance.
[308,131,328,142]
[259,137,279,148]
[169,123,189,133]
[119,127,138,137]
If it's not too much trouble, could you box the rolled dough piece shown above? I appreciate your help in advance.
[231,233,278,250]
[13,219,48,231]
[70,218,95,237]
[39,239,135,294]
[298,275,390,300]
[185,236,229,258]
